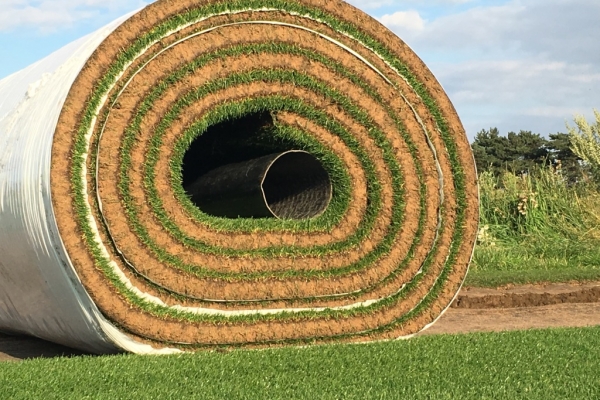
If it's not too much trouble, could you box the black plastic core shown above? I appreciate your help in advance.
[182,113,332,219]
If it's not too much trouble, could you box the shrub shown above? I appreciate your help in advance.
[568,109,600,184]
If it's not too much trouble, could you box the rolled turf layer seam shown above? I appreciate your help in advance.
[0,0,478,353]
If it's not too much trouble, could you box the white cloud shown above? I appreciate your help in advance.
[524,106,591,119]
[0,0,149,32]
[379,11,426,34]
[438,59,595,103]
[377,0,600,137]
[434,57,599,136]
[398,0,600,64]
[346,0,474,9]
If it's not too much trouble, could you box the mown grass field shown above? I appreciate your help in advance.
[467,165,600,287]
[1,327,599,399]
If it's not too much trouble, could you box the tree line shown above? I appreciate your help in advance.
[471,110,600,184]
[471,128,585,183]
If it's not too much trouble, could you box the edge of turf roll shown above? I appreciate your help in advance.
[0,0,479,353]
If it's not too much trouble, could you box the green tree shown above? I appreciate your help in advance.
[472,128,548,175]
[505,130,549,173]
[546,132,584,183]
[472,128,509,175]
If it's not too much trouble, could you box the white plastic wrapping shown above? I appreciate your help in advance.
[0,11,177,355]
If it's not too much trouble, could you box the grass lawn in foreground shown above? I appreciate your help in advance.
[1,327,599,399]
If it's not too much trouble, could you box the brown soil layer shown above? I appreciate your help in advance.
[48,0,478,348]
[420,303,600,336]
[452,281,600,309]
[3,282,600,361]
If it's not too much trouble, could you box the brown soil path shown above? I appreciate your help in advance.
[421,303,600,336]
[452,281,600,309]
[2,281,599,362]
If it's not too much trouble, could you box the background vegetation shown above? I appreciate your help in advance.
[467,109,600,286]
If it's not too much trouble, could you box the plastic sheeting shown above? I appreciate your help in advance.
[0,11,178,355]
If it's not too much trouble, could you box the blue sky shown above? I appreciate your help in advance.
[0,0,598,140]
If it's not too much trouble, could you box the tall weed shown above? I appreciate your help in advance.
[479,165,599,242]
[471,164,600,285]
[568,109,600,183]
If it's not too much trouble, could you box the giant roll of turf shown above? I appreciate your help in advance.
[0,0,479,354]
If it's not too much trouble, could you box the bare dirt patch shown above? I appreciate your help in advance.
[420,303,600,336]
[452,281,600,309]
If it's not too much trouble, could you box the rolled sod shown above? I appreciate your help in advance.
[0,0,479,354]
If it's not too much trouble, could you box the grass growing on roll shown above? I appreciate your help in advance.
[65,0,471,347]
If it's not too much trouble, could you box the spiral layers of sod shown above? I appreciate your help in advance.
[50,0,478,349]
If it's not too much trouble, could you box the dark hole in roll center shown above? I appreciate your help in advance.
[262,152,332,219]
[185,151,331,220]
[181,112,331,219]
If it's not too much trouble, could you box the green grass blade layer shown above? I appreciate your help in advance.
[2,327,599,399]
